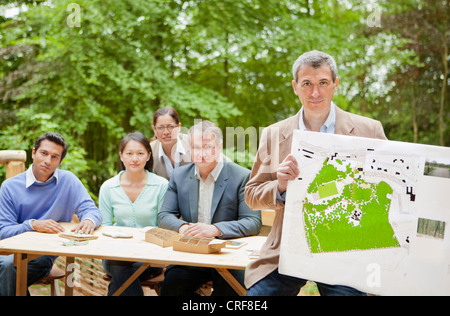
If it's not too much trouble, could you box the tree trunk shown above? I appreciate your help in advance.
[412,106,418,143]
[224,32,229,98]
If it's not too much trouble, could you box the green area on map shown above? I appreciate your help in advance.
[303,158,401,253]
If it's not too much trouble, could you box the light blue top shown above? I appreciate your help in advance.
[99,170,168,228]
[299,102,336,134]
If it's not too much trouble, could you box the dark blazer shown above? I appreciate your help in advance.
[157,161,262,239]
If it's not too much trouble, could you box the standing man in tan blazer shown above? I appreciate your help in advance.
[245,50,387,296]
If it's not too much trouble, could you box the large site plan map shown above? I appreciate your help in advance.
[303,155,401,253]
[279,131,450,296]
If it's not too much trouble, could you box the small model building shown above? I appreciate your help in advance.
[145,227,181,247]
[173,236,229,254]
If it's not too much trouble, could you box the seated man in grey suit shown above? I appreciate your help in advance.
[158,120,262,296]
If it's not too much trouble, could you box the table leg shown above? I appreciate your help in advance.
[14,253,28,296]
[112,263,150,296]
[65,257,75,296]
[215,268,247,296]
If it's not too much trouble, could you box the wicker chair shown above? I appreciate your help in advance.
[34,264,66,296]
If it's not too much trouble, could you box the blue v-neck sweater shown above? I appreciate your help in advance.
[0,170,102,240]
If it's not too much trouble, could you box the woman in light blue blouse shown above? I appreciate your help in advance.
[99,132,168,296]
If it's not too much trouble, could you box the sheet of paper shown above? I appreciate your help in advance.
[279,131,450,296]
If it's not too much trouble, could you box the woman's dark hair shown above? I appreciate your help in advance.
[152,106,180,126]
[34,132,68,162]
[119,132,153,172]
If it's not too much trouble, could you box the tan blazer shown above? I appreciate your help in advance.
[150,133,192,180]
[244,106,387,288]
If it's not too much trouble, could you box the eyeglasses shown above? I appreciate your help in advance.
[155,125,177,132]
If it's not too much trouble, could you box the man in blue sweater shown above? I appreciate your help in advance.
[0,132,102,295]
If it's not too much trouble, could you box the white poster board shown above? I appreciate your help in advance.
[279,131,450,296]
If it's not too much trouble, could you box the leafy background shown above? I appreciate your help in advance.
[1,0,448,199]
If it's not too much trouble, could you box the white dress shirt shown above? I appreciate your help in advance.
[194,158,224,224]
[158,136,187,179]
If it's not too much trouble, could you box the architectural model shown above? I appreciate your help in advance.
[145,227,181,247]
[173,236,229,254]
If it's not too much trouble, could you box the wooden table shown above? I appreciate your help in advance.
[0,223,266,296]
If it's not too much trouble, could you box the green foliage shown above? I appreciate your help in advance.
[1,0,447,197]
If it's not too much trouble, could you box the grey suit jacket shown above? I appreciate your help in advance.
[244,105,387,288]
[157,161,262,239]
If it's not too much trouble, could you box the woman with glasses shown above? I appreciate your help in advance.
[151,106,191,180]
